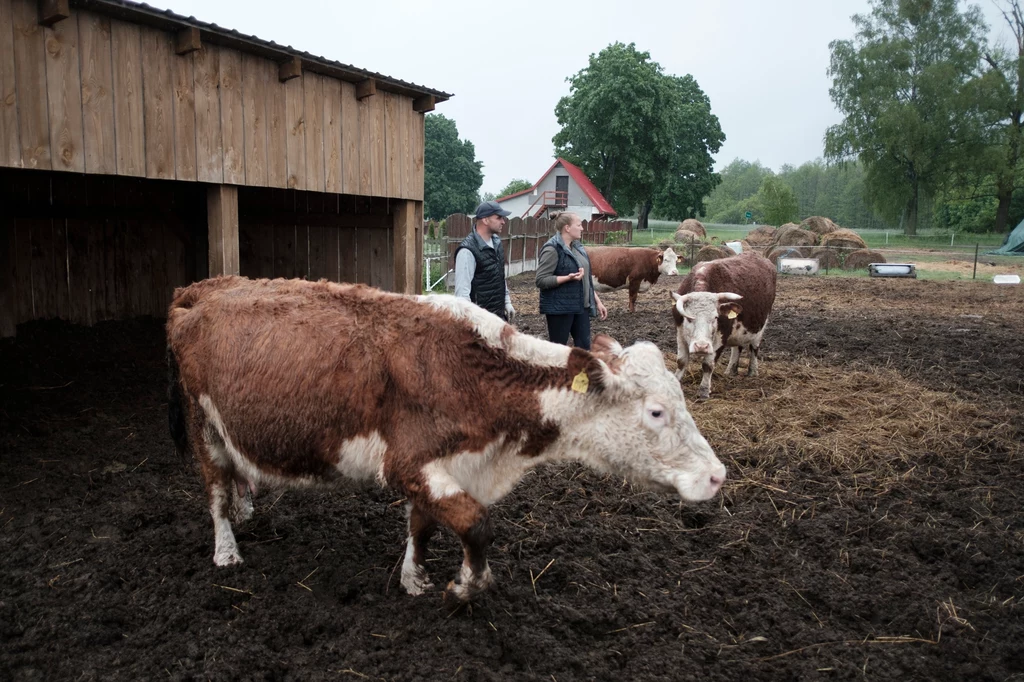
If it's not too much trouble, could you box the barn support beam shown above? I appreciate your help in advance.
[38,0,69,26]
[175,27,201,55]
[207,185,240,277]
[0,220,16,338]
[356,78,376,100]
[392,199,422,294]
[278,57,302,82]
[412,95,435,113]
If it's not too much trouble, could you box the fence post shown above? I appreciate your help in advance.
[973,243,978,280]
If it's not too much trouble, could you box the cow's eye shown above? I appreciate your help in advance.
[650,409,663,419]
[683,315,695,323]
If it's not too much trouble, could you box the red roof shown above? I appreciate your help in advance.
[496,158,617,216]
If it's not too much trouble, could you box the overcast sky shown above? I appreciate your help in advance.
[155,0,1014,196]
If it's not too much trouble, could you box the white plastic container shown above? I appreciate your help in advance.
[725,241,743,254]
[993,274,1021,284]
[869,263,917,278]
[778,258,819,275]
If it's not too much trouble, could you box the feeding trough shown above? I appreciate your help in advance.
[869,263,917,278]
[725,241,743,254]
[993,274,1021,285]
[777,257,819,275]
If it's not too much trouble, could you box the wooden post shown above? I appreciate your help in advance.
[0,216,16,337]
[207,185,240,277]
[392,199,422,294]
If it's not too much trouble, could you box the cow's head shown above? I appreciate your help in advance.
[659,248,679,276]
[566,334,726,502]
[671,291,743,356]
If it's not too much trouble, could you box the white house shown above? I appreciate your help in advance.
[495,158,617,220]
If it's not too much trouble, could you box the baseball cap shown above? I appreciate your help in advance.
[474,200,511,220]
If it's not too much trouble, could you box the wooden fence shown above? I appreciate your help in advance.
[432,214,632,286]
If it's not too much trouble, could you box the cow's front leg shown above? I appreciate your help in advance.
[725,346,741,376]
[747,342,761,376]
[674,330,691,381]
[628,280,641,313]
[406,486,493,601]
[400,503,438,596]
[698,353,715,399]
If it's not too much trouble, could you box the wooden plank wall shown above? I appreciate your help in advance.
[237,188,394,290]
[0,168,203,330]
[0,0,425,200]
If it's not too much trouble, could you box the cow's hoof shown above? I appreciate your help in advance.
[401,568,434,596]
[697,389,710,400]
[213,550,243,567]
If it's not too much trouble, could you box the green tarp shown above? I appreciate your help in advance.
[989,218,1024,255]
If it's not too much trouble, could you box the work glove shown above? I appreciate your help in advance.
[505,302,516,322]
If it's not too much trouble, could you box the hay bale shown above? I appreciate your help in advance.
[809,246,843,270]
[694,245,735,263]
[769,225,818,248]
[745,225,777,246]
[819,228,867,252]
[843,249,886,270]
[800,216,839,236]
[779,222,801,231]
[678,218,706,238]
[658,240,675,251]
[766,246,809,263]
[674,229,703,244]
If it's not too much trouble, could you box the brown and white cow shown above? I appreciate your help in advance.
[671,252,777,400]
[588,246,679,312]
[166,276,725,601]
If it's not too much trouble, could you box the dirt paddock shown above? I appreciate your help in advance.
[1,273,1022,681]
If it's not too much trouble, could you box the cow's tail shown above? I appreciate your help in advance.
[166,346,190,460]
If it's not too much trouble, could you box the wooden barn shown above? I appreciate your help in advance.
[0,0,449,338]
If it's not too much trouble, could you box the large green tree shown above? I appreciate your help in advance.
[496,179,533,199]
[825,0,988,235]
[424,114,483,220]
[553,42,724,229]
[974,0,1024,233]
[755,175,800,226]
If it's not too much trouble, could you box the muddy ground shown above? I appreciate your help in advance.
[1,272,1022,681]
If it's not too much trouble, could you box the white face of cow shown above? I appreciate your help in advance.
[672,291,742,356]
[568,339,726,502]
[659,248,679,276]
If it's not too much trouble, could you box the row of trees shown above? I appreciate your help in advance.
[825,0,1024,235]
[425,0,1024,235]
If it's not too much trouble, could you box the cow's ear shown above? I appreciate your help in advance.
[657,254,664,265]
[720,302,743,319]
[591,334,622,356]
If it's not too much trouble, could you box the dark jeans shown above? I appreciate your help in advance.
[545,311,592,350]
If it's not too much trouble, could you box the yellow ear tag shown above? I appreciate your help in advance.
[571,371,590,394]
[727,310,739,319]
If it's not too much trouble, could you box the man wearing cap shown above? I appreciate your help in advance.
[454,200,515,321]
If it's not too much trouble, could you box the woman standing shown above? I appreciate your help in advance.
[535,212,608,350]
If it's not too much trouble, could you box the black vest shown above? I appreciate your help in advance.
[539,235,593,315]
[456,232,507,319]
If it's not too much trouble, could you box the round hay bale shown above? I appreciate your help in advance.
[779,222,801,231]
[819,228,867,252]
[809,246,843,270]
[766,246,808,263]
[658,240,675,251]
[678,218,706,238]
[843,249,886,270]
[769,225,818,248]
[745,225,777,246]
[674,229,703,244]
[800,216,839,236]
[694,245,735,263]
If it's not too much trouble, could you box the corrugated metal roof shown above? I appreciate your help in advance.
[72,0,452,102]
